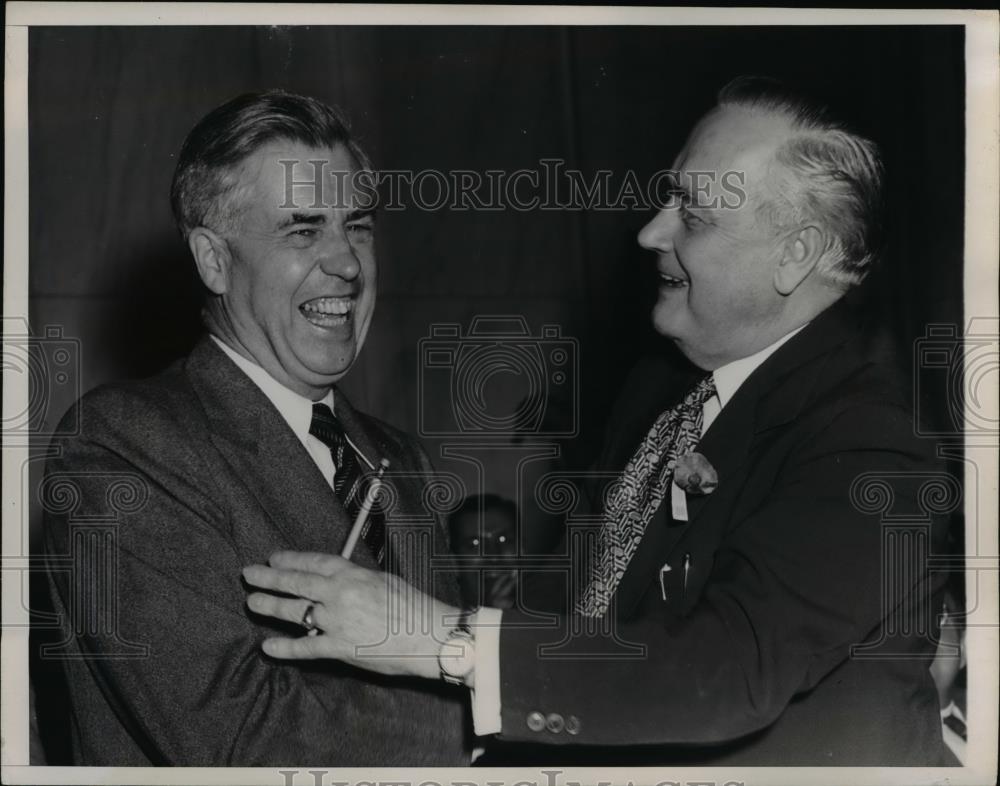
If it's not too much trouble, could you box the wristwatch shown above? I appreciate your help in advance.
[438,609,476,685]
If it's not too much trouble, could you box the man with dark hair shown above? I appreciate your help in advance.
[448,494,518,609]
[42,90,469,765]
[243,77,953,765]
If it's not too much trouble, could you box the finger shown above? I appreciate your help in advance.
[262,634,330,660]
[269,551,347,576]
[246,593,317,627]
[242,566,330,601]
[494,574,517,593]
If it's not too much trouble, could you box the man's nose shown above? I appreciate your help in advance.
[637,208,679,253]
[317,234,361,280]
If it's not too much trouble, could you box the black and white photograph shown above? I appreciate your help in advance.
[2,4,998,785]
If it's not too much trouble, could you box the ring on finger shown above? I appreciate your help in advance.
[301,602,321,637]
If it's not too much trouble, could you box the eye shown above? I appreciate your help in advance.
[680,206,704,227]
[346,219,375,242]
[286,228,319,246]
[670,189,688,205]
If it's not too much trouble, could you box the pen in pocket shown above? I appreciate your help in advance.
[659,563,672,601]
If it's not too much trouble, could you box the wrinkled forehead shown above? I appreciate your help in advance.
[673,107,794,205]
[234,141,365,213]
[672,106,794,192]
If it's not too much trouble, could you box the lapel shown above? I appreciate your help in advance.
[613,297,867,615]
[185,337,360,559]
[182,337,457,604]
[327,387,428,584]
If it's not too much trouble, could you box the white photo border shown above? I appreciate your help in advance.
[3,4,998,785]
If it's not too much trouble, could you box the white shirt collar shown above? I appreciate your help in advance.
[210,335,334,443]
[711,324,808,408]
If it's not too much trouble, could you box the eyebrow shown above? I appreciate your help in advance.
[274,207,377,232]
[345,207,377,223]
[665,173,719,212]
[275,212,328,231]
[664,174,696,203]
[664,172,685,193]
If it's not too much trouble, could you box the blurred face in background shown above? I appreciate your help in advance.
[451,505,517,609]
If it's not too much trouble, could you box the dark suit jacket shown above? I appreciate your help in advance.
[42,336,470,766]
[495,298,952,765]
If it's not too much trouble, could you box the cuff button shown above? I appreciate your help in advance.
[526,711,546,732]
[546,713,565,733]
[566,715,581,735]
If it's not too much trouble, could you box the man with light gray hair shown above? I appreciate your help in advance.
[243,77,953,765]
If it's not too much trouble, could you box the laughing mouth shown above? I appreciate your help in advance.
[659,272,689,289]
[300,296,355,327]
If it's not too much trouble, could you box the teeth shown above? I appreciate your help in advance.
[301,297,353,315]
[660,273,687,287]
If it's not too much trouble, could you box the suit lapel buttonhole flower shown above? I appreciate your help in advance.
[674,452,718,495]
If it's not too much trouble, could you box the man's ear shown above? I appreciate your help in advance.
[188,227,233,295]
[774,225,825,295]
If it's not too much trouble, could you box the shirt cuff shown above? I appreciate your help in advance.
[470,606,503,736]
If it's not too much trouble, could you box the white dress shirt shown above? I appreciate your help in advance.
[470,325,807,736]
[211,336,337,488]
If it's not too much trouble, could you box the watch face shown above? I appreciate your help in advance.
[441,634,475,677]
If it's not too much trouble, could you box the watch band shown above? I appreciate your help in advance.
[454,608,474,635]
[439,608,476,685]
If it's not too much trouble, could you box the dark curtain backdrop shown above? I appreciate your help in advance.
[27,23,964,766]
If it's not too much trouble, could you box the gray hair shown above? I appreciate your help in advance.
[170,89,371,240]
[718,76,884,288]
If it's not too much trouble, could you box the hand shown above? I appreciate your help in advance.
[243,552,459,680]
[484,570,517,609]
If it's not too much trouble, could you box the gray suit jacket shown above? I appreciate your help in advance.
[43,336,470,765]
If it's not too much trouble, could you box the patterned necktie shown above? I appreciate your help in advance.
[577,374,717,617]
[309,403,388,567]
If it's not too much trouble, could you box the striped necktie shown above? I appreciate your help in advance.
[309,403,389,568]
[578,374,717,617]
